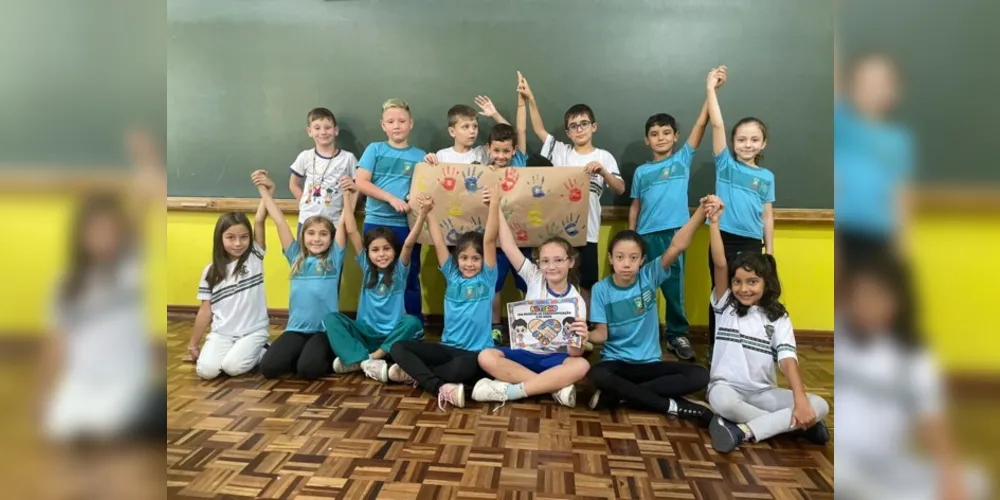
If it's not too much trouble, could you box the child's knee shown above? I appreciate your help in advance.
[477,349,502,369]
[808,394,830,420]
[689,365,710,389]
[587,364,613,389]
[564,357,591,379]
[196,358,222,380]
[707,386,740,416]
[220,353,254,377]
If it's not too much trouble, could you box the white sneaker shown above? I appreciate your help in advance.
[588,389,602,410]
[332,357,360,374]
[552,384,576,407]
[437,383,465,411]
[471,378,511,412]
[360,359,389,383]
[387,363,417,385]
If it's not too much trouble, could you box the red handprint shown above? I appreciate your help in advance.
[563,179,583,202]
[500,167,520,191]
[510,222,529,243]
[438,165,459,191]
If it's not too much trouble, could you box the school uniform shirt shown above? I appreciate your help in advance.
[709,289,797,393]
[834,326,941,462]
[590,261,670,363]
[512,259,587,353]
[197,242,269,338]
[358,142,427,227]
[631,143,695,234]
[541,135,622,244]
[714,147,775,240]
[436,145,490,165]
[283,240,346,333]
[834,100,914,237]
[440,256,498,352]
[355,253,410,335]
[289,148,358,225]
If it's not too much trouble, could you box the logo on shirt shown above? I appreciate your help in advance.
[403,162,413,174]
[237,264,249,277]
[375,282,389,296]
[660,165,674,179]
[764,324,774,341]
[464,284,486,299]
[751,177,761,190]
[632,295,645,314]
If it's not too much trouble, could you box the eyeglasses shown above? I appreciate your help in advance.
[567,121,592,132]
[539,257,568,268]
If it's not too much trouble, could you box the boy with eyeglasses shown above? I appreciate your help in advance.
[517,72,626,314]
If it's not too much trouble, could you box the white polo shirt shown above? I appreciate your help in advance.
[436,145,490,165]
[709,290,798,393]
[197,242,269,338]
[540,135,621,243]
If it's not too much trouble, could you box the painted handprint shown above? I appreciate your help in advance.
[510,222,529,243]
[546,222,563,238]
[527,203,544,227]
[563,179,583,202]
[500,198,514,220]
[500,168,520,192]
[529,175,546,198]
[562,214,581,237]
[440,219,462,245]
[463,167,483,193]
[438,165,459,191]
[469,216,484,234]
[448,200,463,217]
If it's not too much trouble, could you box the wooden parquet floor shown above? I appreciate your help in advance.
[167,319,834,499]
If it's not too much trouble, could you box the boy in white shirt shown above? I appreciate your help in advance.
[425,96,509,165]
[288,107,358,234]
[518,72,626,309]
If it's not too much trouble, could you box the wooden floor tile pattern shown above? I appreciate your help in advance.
[167,320,834,499]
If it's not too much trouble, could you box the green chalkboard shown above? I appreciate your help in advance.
[168,0,832,208]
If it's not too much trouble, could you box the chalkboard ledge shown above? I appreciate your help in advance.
[165,197,834,223]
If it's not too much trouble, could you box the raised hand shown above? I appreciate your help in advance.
[418,193,434,214]
[516,71,535,102]
[714,65,728,89]
[500,167,520,192]
[474,95,499,117]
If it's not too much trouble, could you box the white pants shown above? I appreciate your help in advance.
[707,382,829,441]
[196,329,269,380]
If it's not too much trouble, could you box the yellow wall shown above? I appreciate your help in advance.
[4,196,997,373]
[165,211,835,331]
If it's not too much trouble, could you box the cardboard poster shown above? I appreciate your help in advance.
[406,163,590,247]
[506,298,583,350]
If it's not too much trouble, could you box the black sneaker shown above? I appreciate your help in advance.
[796,421,830,445]
[674,398,714,428]
[668,336,696,361]
[709,416,746,453]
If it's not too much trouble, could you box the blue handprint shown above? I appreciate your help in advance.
[470,216,484,234]
[463,167,483,193]
[562,214,581,237]
[530,175,546,198]
[440,219,461,245]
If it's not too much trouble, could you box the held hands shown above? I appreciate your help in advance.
[700,194,725,222]
[516,71,535,102]
[474,95,499,117]
[418,193,434,214]
[251,169,275,193]
[707,65,728,90]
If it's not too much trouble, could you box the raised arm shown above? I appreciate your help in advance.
[340,179,364,255]
[424,206,452,267]
[689,65,726,150]
[475,95,509,125]
[706,66,728,156]
[707,196,729,302]
[252,170,293,252]
[401,194,432,266]
[483,184,499,269]
[518,71,549,143]
[496,196,527,271]
[660,203,706,270]
[515,91,528,154]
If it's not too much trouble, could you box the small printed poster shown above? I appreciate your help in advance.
[506,297,583,351]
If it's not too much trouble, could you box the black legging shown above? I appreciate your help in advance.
[707,231,762,356]
[259,331,335,380]
[389,341,484,395]
[588,360,709,413]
